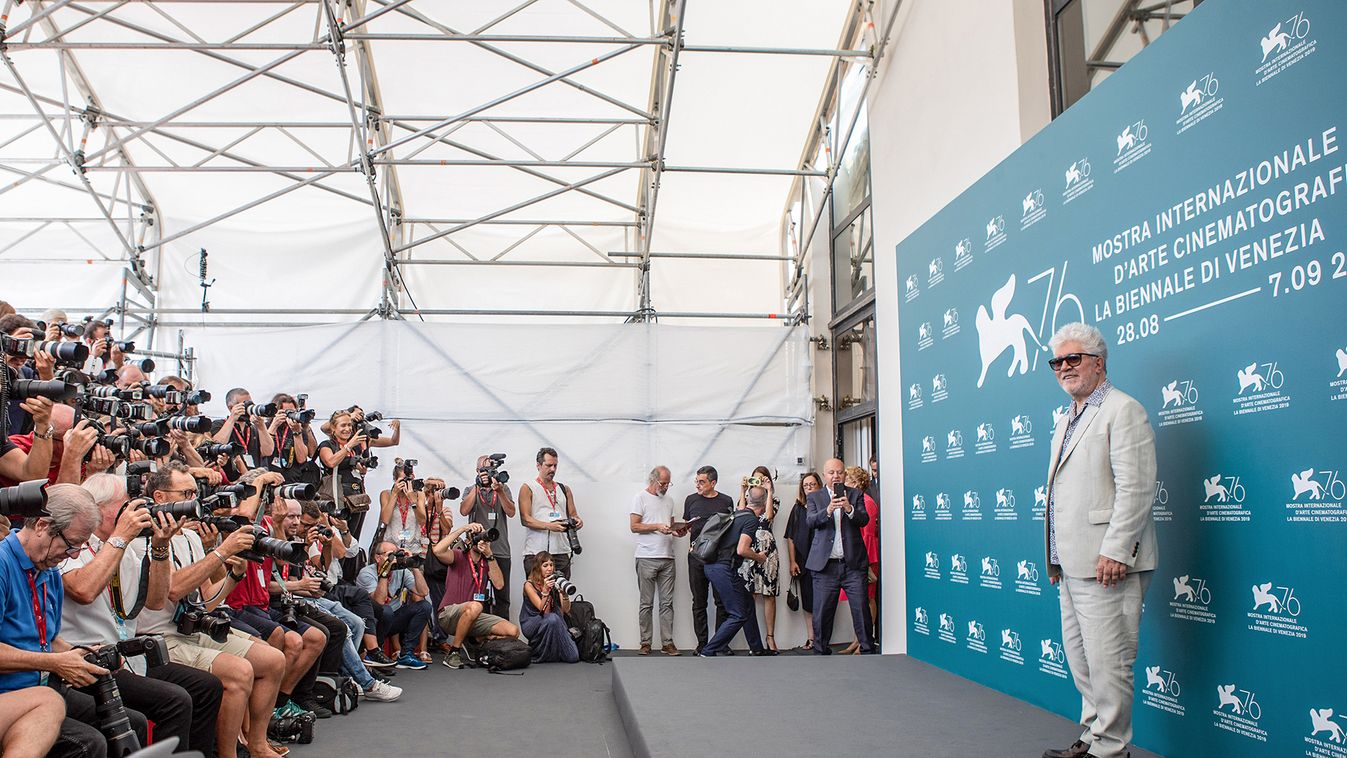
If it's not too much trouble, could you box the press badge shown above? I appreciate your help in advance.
[473,593,486,602]
[114,615,130,642]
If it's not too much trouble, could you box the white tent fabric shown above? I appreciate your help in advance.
[0,1,852,318]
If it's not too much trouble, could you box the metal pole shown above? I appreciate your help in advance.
[394,259,641,268]
[610,251,793,261]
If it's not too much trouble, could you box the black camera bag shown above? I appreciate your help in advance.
[566,595,611,663]
[313,674,359,715]
[475,637,532,672]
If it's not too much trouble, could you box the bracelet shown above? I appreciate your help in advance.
[150,546,170,561]
[211,550,227,566]
[228,571,245,582]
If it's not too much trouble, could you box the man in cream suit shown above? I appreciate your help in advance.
[1041,323,1157,758]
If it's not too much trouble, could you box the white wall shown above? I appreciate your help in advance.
[867,0,1050,654]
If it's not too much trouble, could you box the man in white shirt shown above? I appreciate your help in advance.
[519,447,583,579]
[629,466,680,656]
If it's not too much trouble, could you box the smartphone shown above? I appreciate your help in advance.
[832,483,846,499]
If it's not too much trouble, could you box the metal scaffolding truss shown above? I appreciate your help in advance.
[0,0,877,328]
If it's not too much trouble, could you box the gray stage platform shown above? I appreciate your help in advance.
[613,654,1163,758]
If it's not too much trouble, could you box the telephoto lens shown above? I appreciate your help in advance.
[111,340,135,353]
[245,401,278,418]
[129,358,155,373]
[274,483,314,500]
[197,441,244,458]
[11,378,78,402]
[164,415,212,434]
[284,408,315,424]
[0,480,49,517]
[51,322,85,338]
[148,500,202,520]
[552,576,578,597]
[184,389,211,405]
[132,436,170,458]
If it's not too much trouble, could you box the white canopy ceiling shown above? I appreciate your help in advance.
[0,0,864,325]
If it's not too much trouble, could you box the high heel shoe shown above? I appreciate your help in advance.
[766,634,778,652]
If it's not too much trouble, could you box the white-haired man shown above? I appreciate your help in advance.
[629,465,681,656]
[1041,322,1157,758]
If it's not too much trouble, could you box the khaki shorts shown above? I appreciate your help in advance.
[165,629,255,671]
[438,603,508,639]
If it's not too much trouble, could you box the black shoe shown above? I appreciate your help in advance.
[294,699,332,719]
[723,648,736,656]
[749,648,779,657]
[1042,740,1089,758]
[363,649,396,669]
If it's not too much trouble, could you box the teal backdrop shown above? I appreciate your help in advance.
[894,1,1347,755]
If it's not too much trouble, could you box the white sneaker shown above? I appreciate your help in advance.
[362,679,402,702]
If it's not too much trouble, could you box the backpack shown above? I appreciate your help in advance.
[690,511,735,563]
[312,674,359,715]
[566,595,611,663]
[474,637,532,672]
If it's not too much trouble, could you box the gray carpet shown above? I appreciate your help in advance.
[613,655,1164,758]
[312,660,634,757]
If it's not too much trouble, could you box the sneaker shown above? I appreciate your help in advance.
[661,643,681,656]
[362,649,396,669]
[293,699,332,719]
[278,701,314,720]
[395,653,427,670]
[443,650,464,669]
[362,679,402,702]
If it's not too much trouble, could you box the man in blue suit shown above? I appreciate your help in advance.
[805,458,872,654]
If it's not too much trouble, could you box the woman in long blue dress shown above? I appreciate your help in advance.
[520,551,580,663]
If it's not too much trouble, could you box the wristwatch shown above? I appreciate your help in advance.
[107,536,129,551]
[35,424,55,440]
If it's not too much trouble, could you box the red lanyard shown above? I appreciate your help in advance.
[26,570,49,651]
[396,493,411,525]
[468,555,486,594]
[538,479,559,511]
[275,426,291,462]
[233,423,252,450]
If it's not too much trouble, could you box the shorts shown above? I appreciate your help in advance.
[224,605,311,641]
[165,629,255,671]
[437,603,508,640]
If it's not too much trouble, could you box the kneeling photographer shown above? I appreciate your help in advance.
[520,551,579,664]
[356,541,432,670]
[63,474,223,756]
[131,461,288,758]
[430,522,519,670]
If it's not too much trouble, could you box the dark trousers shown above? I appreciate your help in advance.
[812,559,872,653]
[329,584,377,647]
[51,681,149,758]
[372,599,432,651]
[489,556,511,619]
[687,555,727,649]
[145,663,222,757]
[296,604,346,683]
[703,562,763,655]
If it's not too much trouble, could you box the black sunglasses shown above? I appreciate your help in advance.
[1048,352,1099,372]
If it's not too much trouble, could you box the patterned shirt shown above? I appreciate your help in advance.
[1049,379,1113,565]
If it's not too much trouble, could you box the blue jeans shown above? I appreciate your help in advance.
[305,597,374,689]
[374,599,432,652]
[702,562,763,655]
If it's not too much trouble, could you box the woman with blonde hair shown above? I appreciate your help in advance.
[738,465,781,651]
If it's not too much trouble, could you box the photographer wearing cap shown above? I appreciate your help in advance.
[431,522,519,670]
[65,473,223,756]
[459,453,513,619]
[519,447,582,579]
[129,461,287,758]
[0,483,147,758]
[210,389,276,471]
[357,541,432,671]
[520,551,579,664]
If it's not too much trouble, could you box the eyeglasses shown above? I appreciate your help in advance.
[162,488,199,499]
[52,529,83,556]
[1048,352,1098,372]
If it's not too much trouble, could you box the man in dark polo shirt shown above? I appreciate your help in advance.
[699,486,775,657]
[682,465,732,654]
[431,522,519,671]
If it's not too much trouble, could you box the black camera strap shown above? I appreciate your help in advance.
[108,542,153,620]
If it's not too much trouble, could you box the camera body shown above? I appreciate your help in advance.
[1,333,89,365]
[174,602,232,643]
[477,452,509,487]
[390,550,424,570]
[83,634,170,672]
[456,526,499,551]
[557,518,583,555]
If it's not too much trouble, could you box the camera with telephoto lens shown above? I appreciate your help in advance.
[284,408,315,424]
[244,401,277,419]
[237,526,308,565]
[174,601,232,643]
[552,575,578,597]
[311,569,335,593]
[34,320,85,339]
[124,460,156,499]
[0,479,49,517]
[389,550,424,570]
[315,499,346,518]
[197,441,243,459]
[81,634,170,758]
[273,595,301,627]
[99,431,169,459]
[270,482,314,500]
[87,385,142,401]
[154,387,210,407]
[106,338,136,354]
[2,333,90,365]
[476,452,509,487]
[311,523,333,540]
[557,518,583,555]
[123,358,155,374]
[349,407,384,440]
[350,453,378,469]
[455,526,499,550]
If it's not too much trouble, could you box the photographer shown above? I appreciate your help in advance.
[378,459,434,554]
[431,523,518,670]
[459,454,514,619]
[131,462,287,758]
[219,470,330,722]
[210,388,276,470]
[2,314,57,435]
[1,404,116,490]
[0,483,148,758]
[356,542,432,670]
[520,551,578,664]
[0,394,56,486]
[315,409,378,538]
[268,394,317,486]
[285,502,400,702]
[64,474,222,756]
[519,447,582,579]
